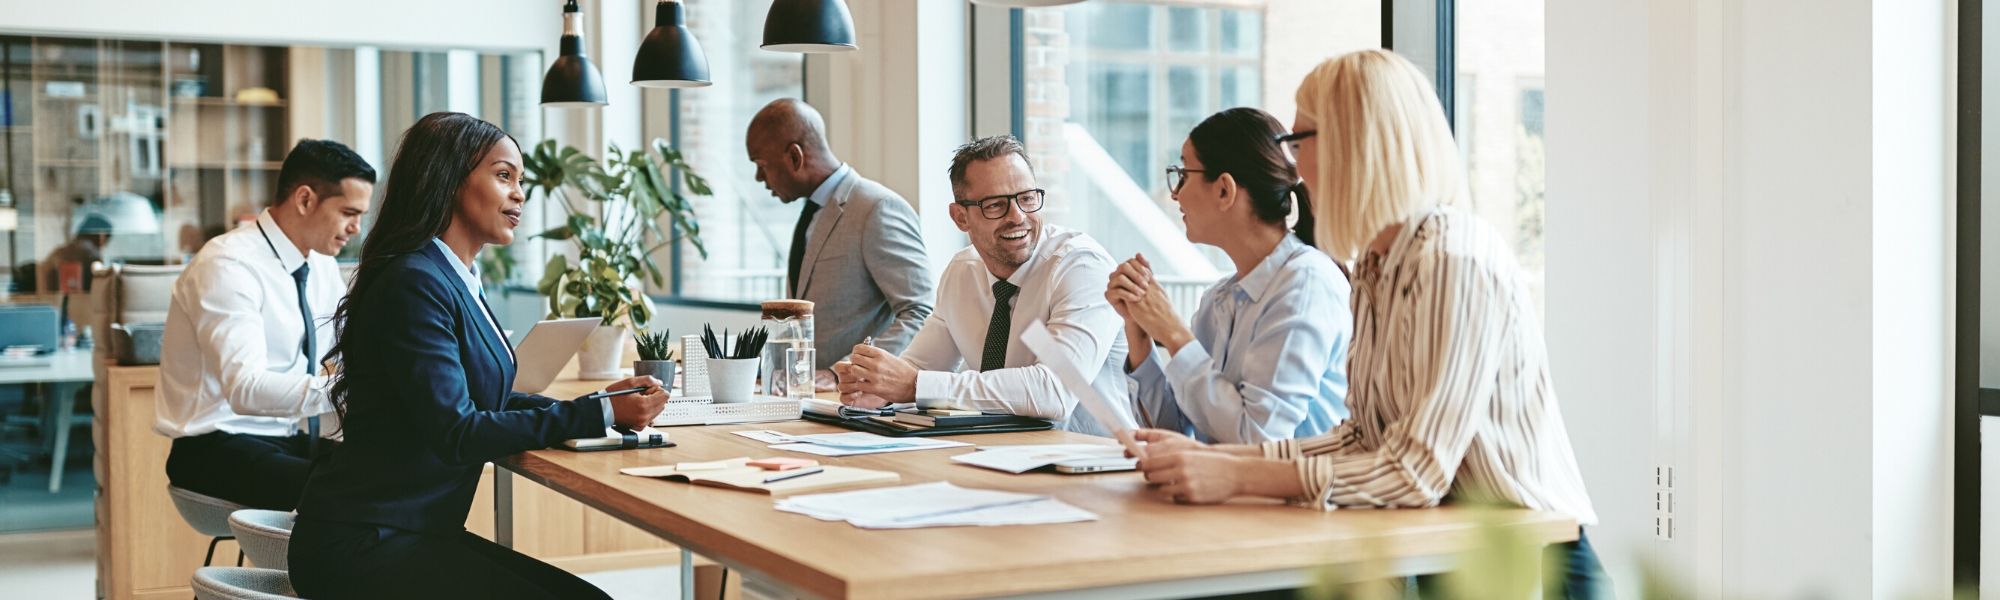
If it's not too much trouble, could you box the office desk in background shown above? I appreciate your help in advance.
[504,378,1580,600]
[0,348,96,492]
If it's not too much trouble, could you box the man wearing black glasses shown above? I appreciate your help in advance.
[835,135,1127,436]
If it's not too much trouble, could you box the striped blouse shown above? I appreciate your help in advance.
[1260,207,1598,524]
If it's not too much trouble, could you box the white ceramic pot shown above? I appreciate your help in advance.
[577,325,630,380]
[705,357,758,403]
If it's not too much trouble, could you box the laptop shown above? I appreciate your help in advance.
[510,317,604,394]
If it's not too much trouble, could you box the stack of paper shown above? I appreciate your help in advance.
[950,444,1133,474]
[774,482,1099,529]
[732,430,971,457]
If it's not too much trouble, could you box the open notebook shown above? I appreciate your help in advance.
[619,458,900,495]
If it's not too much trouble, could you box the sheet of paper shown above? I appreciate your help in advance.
[1019,320,1141,433]
[846,498,1099,529]
[771,438,970,457]
[732,430,797,444]
[773,481,1098,529]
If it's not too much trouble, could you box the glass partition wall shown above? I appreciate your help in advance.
[0,34,540,534]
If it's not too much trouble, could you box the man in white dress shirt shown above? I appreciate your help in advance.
[837,136,1127,436]
[156,140,376,509]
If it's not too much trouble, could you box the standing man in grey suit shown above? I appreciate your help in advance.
[746,98,935,389]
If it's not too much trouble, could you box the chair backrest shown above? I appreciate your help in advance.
[226,510,295,570]
[167,485,246,538]
[191,567,297,600]
[92,263,184,362]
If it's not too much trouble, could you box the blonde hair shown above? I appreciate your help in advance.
[1295,49,1469,263]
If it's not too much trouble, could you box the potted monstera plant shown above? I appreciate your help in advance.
[523,138,710,379]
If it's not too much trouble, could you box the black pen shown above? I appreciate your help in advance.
[762,466,825,484]
[583,386,651,402]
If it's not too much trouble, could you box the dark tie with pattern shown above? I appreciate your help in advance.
[292,264,320,452]
[787,200,820,298]
[980,280,1019,372]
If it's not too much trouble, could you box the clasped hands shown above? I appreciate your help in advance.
[830,344,920,408]
[1105,253,1193,368]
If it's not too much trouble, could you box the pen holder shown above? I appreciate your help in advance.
[706,357,758,403]
[633,359,677,390]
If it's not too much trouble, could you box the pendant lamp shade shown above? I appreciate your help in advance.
[969,0,1086,5]
[541,0,608,107]
[762,0,858,53]
[633,0,713,88]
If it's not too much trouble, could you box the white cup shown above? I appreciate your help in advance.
[705,357,759,403]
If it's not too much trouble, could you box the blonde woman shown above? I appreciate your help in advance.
[1125,49,1609,598]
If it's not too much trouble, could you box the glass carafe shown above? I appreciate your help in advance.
[758,300,815,399]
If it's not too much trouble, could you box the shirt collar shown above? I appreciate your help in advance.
[980,223,1053,289]
[806,163,853,208]
[1233,234,1306,303]
[429,237,483,296]
[254,209,309,273]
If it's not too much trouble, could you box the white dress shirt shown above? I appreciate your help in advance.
[903,224,1128,436]
[428,238,613,427]
[156,210,339,438]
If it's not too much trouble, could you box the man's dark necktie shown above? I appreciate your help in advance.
[787,200,820,297]
[980,280,1019,372]
[293,264,320,453]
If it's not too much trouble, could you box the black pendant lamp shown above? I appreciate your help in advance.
[633,0,712,88]
[762,0,858,54]
[541,0,609,107]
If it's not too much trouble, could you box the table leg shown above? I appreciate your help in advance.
[495,466,514,548]
[680,547,694,600]
[47,382,78,493]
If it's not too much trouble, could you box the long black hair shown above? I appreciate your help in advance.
[326,112,516,422]
[1187,107,1316,247]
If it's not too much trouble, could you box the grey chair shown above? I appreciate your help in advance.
[191,567,297,600]
[226,509,294,570]
[167,485,245,566]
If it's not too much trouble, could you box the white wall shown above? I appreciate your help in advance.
[1549,0,1952,597]
[1871,0,1952,596]
[818,0,971,272]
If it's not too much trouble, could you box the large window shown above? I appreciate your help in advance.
[1449,0,1546,312]
[644,0,804,305]
[1016,0,1376,315]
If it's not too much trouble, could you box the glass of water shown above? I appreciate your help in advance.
[783,347,816,401]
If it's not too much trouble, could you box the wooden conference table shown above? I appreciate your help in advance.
[498,375,1579,600]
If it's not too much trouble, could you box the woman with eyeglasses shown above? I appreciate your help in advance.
[1123,49,1608,598]
[1104,107,1351,445]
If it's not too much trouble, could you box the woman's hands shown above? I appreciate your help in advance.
[603,375,669,430]
[1122,428,1302,505]
[1104,254,1194,370]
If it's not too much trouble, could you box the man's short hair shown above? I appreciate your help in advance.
[274,139,376,205]
[946,135,1034,199]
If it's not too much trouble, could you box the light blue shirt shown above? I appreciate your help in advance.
[1128,235,1350,444]
[430,238,613,428]
[801,163,852,250]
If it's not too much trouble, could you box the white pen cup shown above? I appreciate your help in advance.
[706,357,758,403]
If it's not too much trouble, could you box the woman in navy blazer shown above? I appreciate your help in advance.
[288,112,669,599]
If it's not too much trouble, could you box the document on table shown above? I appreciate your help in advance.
[731,430,972,457]
[951,444,1131,474]
[775,481,1099,529]
[1020,320,1141,433]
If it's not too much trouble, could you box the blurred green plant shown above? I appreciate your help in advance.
[523,138,710,329]
[477,243,517,288]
